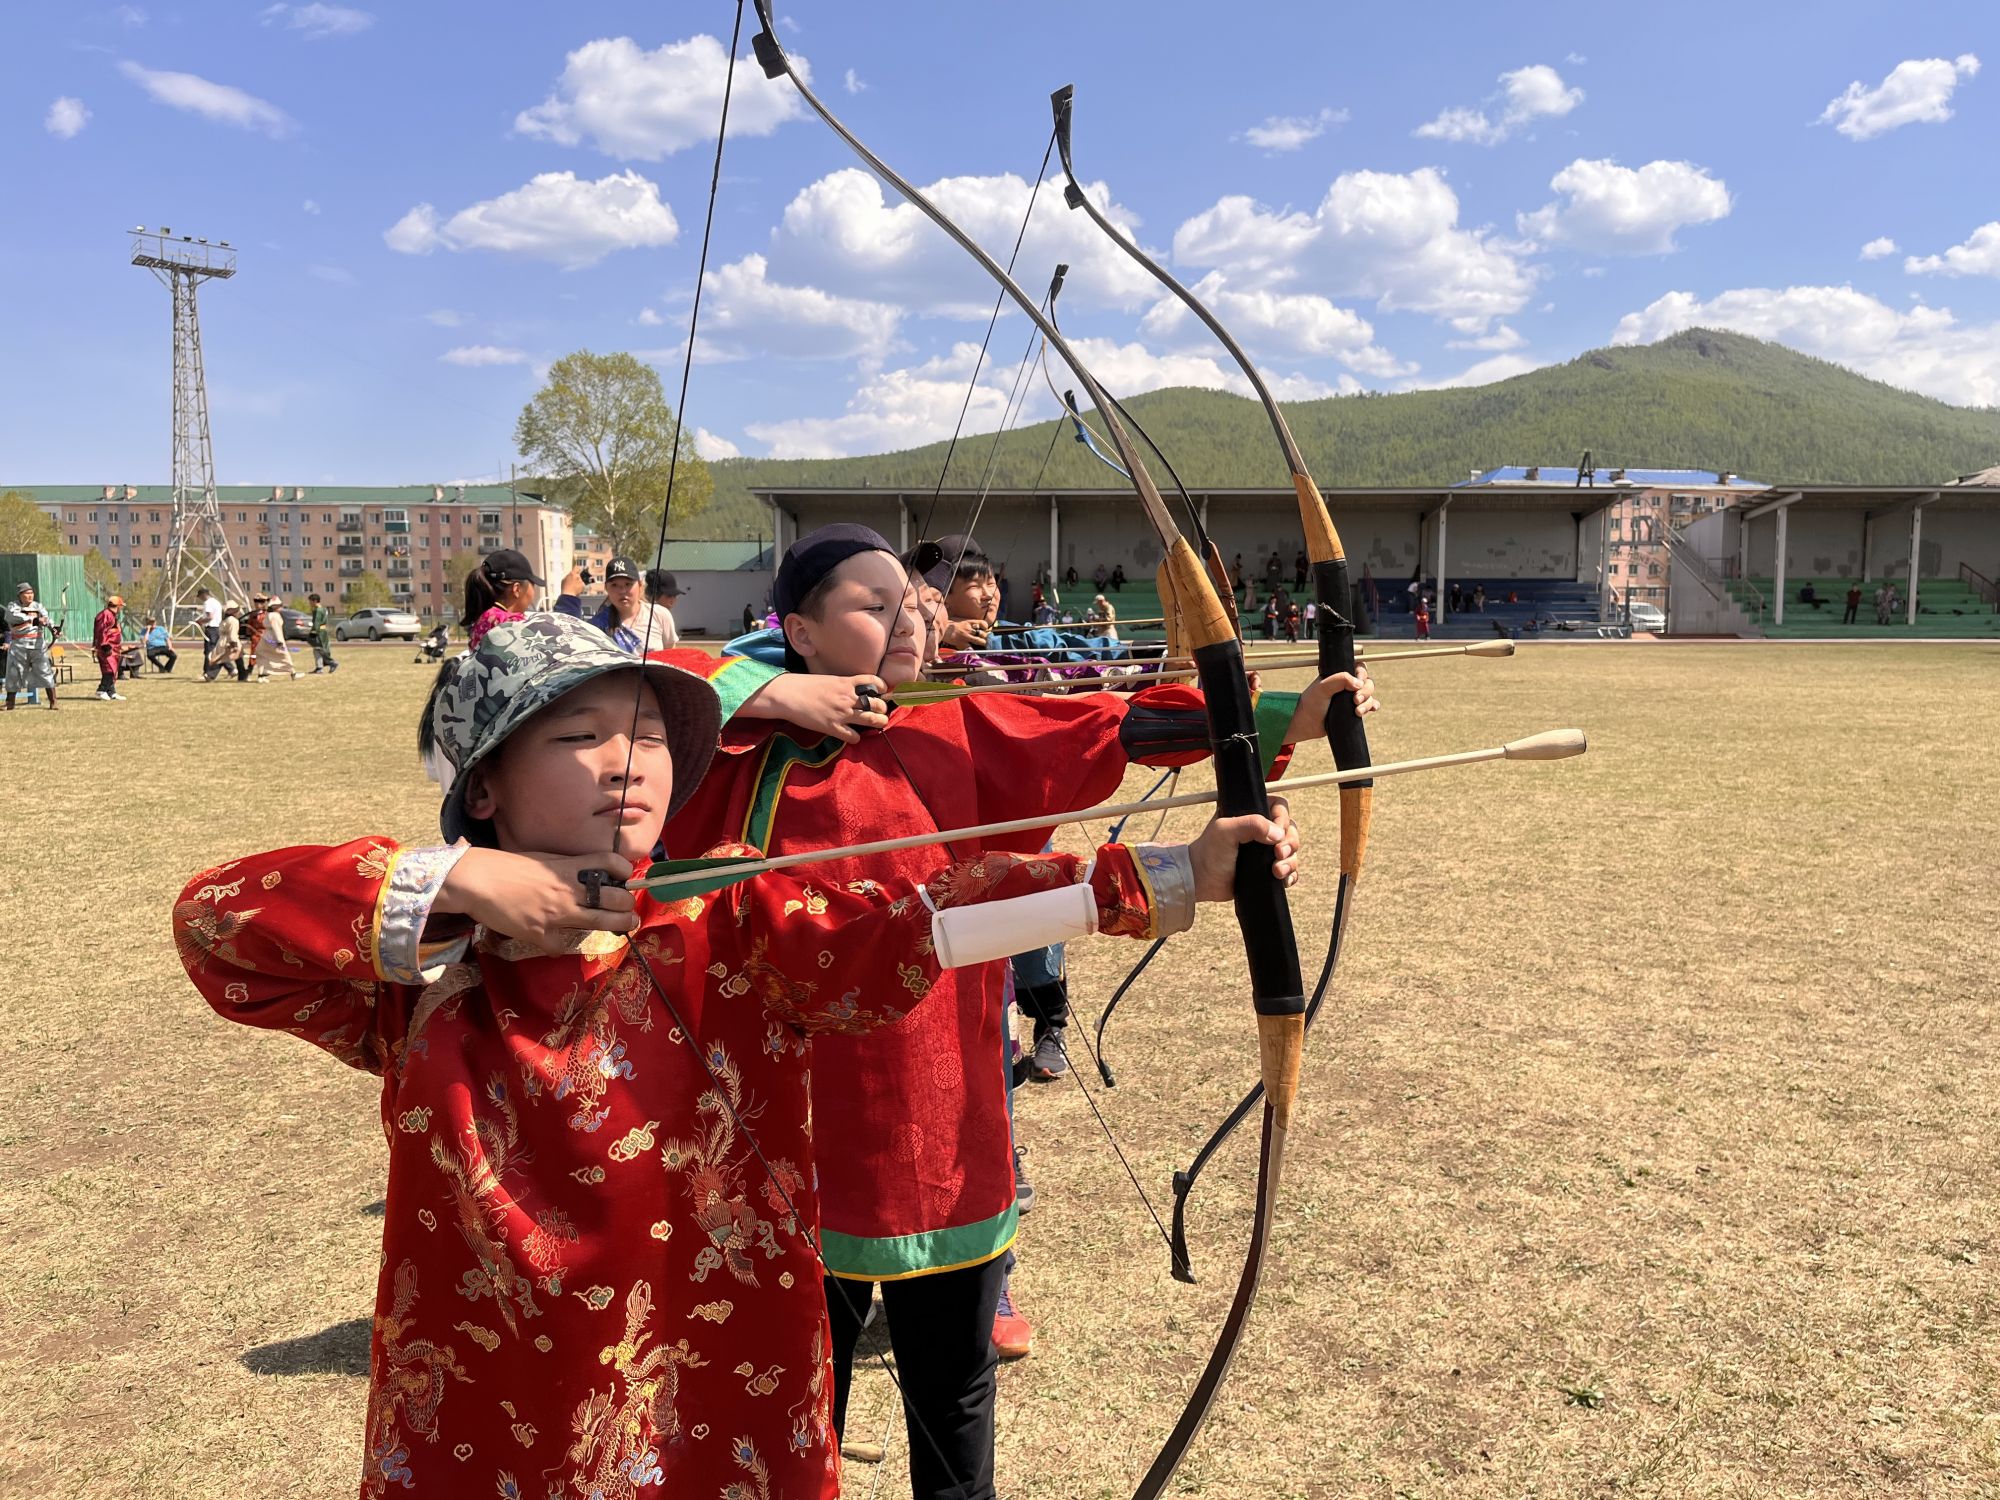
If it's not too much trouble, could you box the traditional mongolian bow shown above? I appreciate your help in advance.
[747,8,1314,1492]
[1053,83,1387,1279]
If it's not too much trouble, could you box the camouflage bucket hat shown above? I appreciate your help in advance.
[430,612,720,844]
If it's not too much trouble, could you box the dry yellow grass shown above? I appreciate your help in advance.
[2,642,1996,1499]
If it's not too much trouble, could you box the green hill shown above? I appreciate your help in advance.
[686,329,2000,537]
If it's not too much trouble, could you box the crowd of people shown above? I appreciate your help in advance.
[171,522,1380,1500]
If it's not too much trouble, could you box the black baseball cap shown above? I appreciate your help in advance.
[645,568,685,598]
[605,556,642,582]
[481,548,545,586]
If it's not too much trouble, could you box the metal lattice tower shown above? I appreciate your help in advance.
[130,227,246,629]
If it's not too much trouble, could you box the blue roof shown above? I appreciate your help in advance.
[1458,466,1768,490]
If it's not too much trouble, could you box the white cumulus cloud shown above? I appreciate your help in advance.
[1447,322,1525,351]
[1519,158,1730,254]
[440,345,531,367]
[1404,353,1542,390]
[1819,54,1980,140]
[1905,222,2000,278]
[1139,271,1410,375]
[692,427,741,460]
[384,170,678,268]
[515,35,809,160]
[1416,63,1582,145]
[118,61,294,137]
[767,167,1160,317]
[44,97,89,138]
[744,336,1338,460]
[695,253,902,363]
[1172,167,1536,331]
[1611,285,2000,406]
[843,67,866,94]
[260,3,373,39]
[1859,236,1897,260]
[1239,107,1348,152]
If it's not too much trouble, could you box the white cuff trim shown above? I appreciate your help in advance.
[376,843,472,986]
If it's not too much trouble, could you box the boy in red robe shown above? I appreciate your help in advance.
[665,526,1373,1500]
[173,611,1298,1499]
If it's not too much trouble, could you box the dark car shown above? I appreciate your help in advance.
[276,607,312,642]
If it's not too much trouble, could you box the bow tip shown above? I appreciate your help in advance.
[1256,1012,1303,1134]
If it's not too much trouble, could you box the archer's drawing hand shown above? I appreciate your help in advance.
[737,672,891,743]
[436,848,638,950]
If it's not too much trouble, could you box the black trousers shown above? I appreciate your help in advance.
[1843,603,1858,623]
[826,1254,1006,1500]
[1016,978,1070,1030]
[148,647,177,672]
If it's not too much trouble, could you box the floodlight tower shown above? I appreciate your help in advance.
[130,226,247,627]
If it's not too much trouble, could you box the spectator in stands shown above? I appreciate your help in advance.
[1064,564,1078,587]
[1886,584,1901,621]
[1266,553,1283,589]
[1293,550,1307,592]
[1799,583,1824,609]
[1874,583,1892,625]
[1449,583,1464,613]
[1092,562,1108,593]
[1413,595,1431,641]
[1230,554,1246,601]
[1843,581,1862,625]
[1108,564,1125,593]
[1472,584,1486,613]
[143,616,176,674]
[1506,589,1519,605]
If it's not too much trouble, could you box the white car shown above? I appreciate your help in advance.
[1626,601,1666,633]
[335,607,423,642]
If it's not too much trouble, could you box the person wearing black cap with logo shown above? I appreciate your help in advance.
[459,547,547,651]
[555,554,653,654]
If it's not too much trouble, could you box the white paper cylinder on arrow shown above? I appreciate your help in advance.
[930,881,1099,969]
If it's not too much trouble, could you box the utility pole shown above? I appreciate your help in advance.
[130,227,247,628]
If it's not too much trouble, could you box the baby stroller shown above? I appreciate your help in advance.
[415,625,449,663]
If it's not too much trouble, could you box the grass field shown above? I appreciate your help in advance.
[2,641,1996,1499]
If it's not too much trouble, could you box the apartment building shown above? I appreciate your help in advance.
[31,483,594,615]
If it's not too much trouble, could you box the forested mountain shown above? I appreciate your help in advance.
[686,329,2000,537]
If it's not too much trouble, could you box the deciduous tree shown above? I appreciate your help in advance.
[515,351,711,562]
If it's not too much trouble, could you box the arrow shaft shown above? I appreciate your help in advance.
[633,734,1581,893]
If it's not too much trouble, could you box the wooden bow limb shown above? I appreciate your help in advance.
[630,730,1586,897]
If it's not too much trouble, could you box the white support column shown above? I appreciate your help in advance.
[1774,506,1789,627]
[898,496,910,553]
[1436,504,1448,623]
[1048,496,1060,599]
[1908,504,1923,624]
[1861,512,1874,584]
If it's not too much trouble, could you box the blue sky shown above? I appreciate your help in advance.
[6,1,1997,485]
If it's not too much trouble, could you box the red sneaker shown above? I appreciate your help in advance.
[992,1283,1032,1360]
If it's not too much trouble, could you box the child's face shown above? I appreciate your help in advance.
[785,550,924,682]
[945,570,998,625]
[463,671,673,864]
